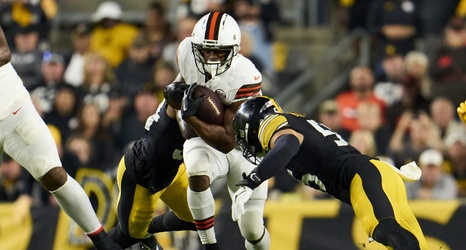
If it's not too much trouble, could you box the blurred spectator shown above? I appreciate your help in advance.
[73,103,119,171]
[404,50,432,99]
[356,101,392,155]
[338,0,372,31]
[150,59,177,102]
[10,24,42,90]
[317,99,351,140]
[117,89,160,151]
[141,1,175,60]
[374,51,407,84]
[43,84,80,144]
[348,129,377,157]
[63,23,92,88]
[388,109,443,166]
[233,0,274,76]
[256,0,281,42]
[65,134,93,170]
[367,0,421,63]
[30,51,69,115]
[101,93,126,147]
[0,153,34,224]
[90,1,139,68]
[429,16,466,106]
[405,148,457,200]
[0,0,57,50]
[0,153,31,202]
[240,31,265,74]
[430,96,466,148]
[444,131,466,197]
[81,52,120,114]
[420,0,458,37]
[336,65,386,132]
[385,68,431,131]
[115,34,155,101]
[419,0,458,61]
[161,14,198,71]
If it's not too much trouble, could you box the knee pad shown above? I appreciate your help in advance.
[238,210,266,242]
[244,227,270,250]
[372,217,420,250]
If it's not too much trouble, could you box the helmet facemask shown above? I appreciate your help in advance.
[234,96,283,165]
[192,43,238,77]
[236,122,265,165]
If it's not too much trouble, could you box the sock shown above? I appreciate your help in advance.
[87,226,122,250]
[50,175,101,233]
[148,210,197,233]
[188,188,216,245]
[107,225,139,249]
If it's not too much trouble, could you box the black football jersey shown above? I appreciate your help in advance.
[124,101,185,193]
[258,113,372,203]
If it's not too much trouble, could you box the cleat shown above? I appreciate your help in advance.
[139,234,163,250]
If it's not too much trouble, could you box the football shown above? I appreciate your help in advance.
[192,85,224,125]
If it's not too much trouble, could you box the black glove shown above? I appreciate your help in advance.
[164,81,189,109]
[181,83,205,119]
[236,169,262,189]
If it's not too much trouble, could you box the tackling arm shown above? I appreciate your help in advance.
[237,132,302,189]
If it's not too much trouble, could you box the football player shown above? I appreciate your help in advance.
[174,12,270,250]
[232,96,429,250]
[457,100,466,125]
[0,24,121,249]
[109,100,197,249]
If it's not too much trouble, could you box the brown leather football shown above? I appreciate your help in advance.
[192,85,224,125]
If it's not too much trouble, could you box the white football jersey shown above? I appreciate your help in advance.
[177,37,262,105]
[0,62,30,121]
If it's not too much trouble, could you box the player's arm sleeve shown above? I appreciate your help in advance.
[255,134,301,182]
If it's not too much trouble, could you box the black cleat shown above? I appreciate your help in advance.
[139,234,164,250]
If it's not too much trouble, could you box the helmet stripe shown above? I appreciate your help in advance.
[205,12,224,40]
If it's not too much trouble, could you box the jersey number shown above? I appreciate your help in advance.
[308,120,348,146]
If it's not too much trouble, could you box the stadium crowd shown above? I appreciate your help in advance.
[2,0,466,249]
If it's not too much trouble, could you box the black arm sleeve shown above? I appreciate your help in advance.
[256,134,301,182]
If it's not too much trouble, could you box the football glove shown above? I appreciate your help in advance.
[163,81,189,109]
[236,171,262,189]
[457,100,466,125]
[181,83,205,119]
[232,186,253,221]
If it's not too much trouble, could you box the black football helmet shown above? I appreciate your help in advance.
[233,96,283,165]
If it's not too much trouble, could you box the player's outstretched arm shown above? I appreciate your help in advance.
[0,25,12,66]
[457,101,466,125]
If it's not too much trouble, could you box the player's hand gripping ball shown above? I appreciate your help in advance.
[181,83,224,125]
